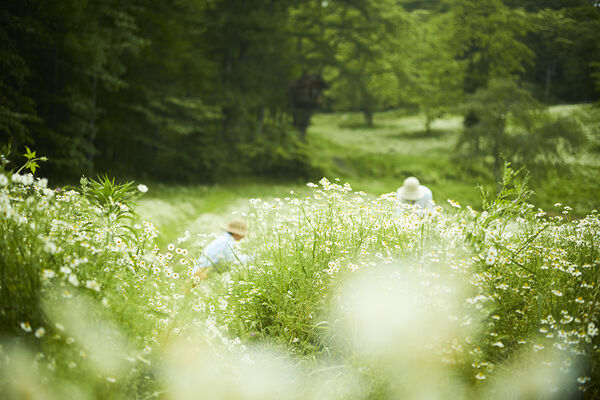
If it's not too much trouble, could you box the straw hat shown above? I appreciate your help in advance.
[224,219,248,237]
[397,177,425,201]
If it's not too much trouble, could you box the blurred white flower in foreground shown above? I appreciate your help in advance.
[162,338,303,400]
[330,264,472,398]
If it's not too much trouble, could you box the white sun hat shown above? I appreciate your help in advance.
[397,177,425,201]
[224,219,248,237]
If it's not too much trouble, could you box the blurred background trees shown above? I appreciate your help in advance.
[1,0,599,183]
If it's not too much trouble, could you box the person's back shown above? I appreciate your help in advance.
[396,176,434,210]
[192,219,249,279]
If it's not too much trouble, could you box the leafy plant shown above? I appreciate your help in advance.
[16,146,47,175]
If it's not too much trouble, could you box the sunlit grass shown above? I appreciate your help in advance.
[307,107,599,216]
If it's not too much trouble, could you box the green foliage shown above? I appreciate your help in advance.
[15,146,47,175]
[443,0,536,93]
[1,0,599,184]
[319,0,408,125]
[478,162,534,219]
[457,79,585,184]
[0,150,196,396]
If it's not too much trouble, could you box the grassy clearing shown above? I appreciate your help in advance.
[306,106,600,215]
[137,105,599,246]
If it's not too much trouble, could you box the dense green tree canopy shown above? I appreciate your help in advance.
[0,0,598,182]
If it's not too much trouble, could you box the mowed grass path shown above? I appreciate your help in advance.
[306,110,485,204]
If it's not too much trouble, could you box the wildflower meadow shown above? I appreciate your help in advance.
[1,152,599,399]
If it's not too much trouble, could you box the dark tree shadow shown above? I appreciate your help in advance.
[337,122,397,130]
[389,129,449,140]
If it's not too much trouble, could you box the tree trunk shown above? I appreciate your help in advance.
[86,75,98,175]
[493,121,506,193]
[425,114,433,134]
[257,106,264,136]
[544,60,555,101]
[363,109,373,127]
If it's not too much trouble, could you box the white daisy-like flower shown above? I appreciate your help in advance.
[137,184,148,193]
[42,269,56,279]
[20,322,32,332]
[85,280,101,292]
[447,199,461,208]
[44,241,57,254]
[22,174,34,186]
[68,274,80,287]
[588,323,598,337]
[485,255,496,265]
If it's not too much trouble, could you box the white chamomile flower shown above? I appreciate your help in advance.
[20,322,32,332]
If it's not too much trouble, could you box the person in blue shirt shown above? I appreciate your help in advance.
[396,176,434,211]
[192,219,249,280]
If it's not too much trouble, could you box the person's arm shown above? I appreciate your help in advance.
[191,235,227,275]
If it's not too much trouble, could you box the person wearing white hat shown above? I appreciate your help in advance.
[192,219,250,280]
[396,176,434,210]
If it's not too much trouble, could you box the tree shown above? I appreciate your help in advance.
[96,1,226,181]
[0,11,39,155]
[457,79,585,187]
[529,9,576,101]
[403,10,464,133]
[290,0,408,126]
[0,0,146,180]
[443,0,535,93]
[502,0,600,102]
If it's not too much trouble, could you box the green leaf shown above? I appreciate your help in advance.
[23,146,36,160]
[28,161,39,174]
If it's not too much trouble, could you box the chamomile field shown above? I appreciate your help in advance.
[138,106,600,246]
[1,108,599,399]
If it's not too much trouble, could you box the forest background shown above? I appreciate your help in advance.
[1,0,600,208]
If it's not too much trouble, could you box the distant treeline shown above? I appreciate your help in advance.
[1,0,599,182]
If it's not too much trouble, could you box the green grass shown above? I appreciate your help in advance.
[305,106,599,214]
[138,105,600,246]
[306,109,492,203]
